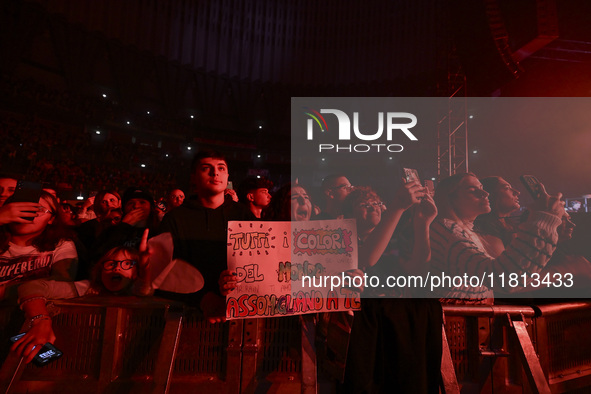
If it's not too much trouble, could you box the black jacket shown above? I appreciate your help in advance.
[158,197,255,297]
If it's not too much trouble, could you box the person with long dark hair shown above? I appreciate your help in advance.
[430,172,564,303]
[473,176,522,257]
[475,176,591,297]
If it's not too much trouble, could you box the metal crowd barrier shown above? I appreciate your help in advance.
[442,302,591,394]
[1,298,591,393]
[0,296,303,394]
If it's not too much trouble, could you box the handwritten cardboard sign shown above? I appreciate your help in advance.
[226,219,360,320]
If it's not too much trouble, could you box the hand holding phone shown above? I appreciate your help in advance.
[7,182,43,222]
[424,179,435,196]
[521,175,565,217]
[392,178,427,210]
[519,175,543,198]
[403,168,420,183]
[10,331,62,366]
[0,202,42,225]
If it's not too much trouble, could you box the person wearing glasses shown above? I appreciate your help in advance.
[166,189,186,211]
[316,174,353,219]
[340,182,442,394]
[0,191,78,301]
[77,190,122,247]
[11,231,152,364]
[341,187,386,243]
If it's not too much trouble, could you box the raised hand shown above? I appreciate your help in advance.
[529,184,565,217]
[414,193,438,226]
[225,189,239,202]
[391,180,427,211]
[122,208,149,226]
[138,228,151,270]
[0,202,42,225]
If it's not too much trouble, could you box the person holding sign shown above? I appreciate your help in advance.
[159,150,254,322]
[220,182,317,298]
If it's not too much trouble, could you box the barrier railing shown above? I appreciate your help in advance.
[442,302,591,394]
[2,298,591,393]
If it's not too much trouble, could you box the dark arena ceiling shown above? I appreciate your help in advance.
[1,0,591,179]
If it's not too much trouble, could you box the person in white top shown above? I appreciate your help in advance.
[0,191,78,300]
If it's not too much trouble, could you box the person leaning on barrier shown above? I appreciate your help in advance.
[475,177,591,297]
[430,172,564,304]
[339,181,442,394]
[10,230,152,364]
[158,150,254,323]
[222,182,367,387]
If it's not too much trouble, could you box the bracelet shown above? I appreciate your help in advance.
[28,314,51,329]
[19,296,47,310]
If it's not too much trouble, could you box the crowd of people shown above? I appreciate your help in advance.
[0,110,185,198]
[1,145,588,393]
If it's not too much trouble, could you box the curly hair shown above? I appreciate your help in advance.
[341,186,382,219]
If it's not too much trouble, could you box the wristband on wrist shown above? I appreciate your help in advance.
[28,314,51,329]
[19,296,47,310]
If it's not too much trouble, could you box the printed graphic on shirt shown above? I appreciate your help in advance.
[0,252,54,285]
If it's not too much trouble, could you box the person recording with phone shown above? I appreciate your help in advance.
[0,191,78,301]
[430,173,564,303]
[339,180,442,394]
[475,176,591,297]
[0,175,40,226]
